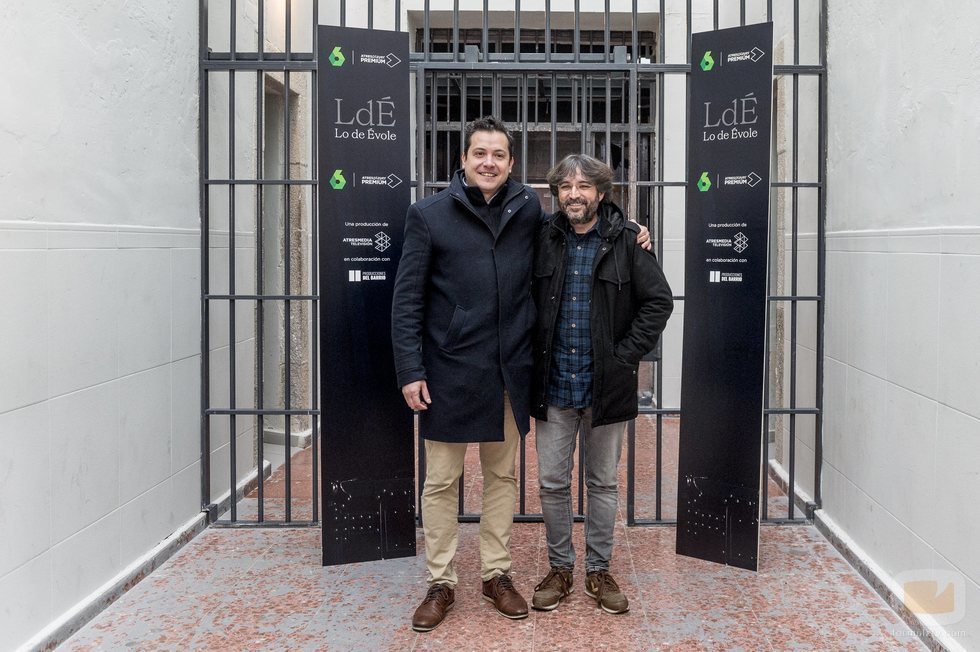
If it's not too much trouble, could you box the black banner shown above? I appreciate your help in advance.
[676,23,774,571]
[318,26,415,566]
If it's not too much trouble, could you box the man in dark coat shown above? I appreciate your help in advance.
[529,154,673,615]
[391,117,538,631]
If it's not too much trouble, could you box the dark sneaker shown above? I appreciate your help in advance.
[481,574,529,619]
[585,571,629,614]
[412,583,455,632]
[532,567,574,611]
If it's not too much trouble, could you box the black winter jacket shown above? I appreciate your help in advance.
[391,171,543,442]
[531,201,674,426]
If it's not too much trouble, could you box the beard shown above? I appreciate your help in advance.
[562,196,601,225]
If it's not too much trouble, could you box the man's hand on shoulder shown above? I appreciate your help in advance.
[634,222,652,251]
[402,380,431,411]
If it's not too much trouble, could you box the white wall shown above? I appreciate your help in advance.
[823,2,980,648]
[0,3,200,649]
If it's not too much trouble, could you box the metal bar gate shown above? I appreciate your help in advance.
[200,0,826,527]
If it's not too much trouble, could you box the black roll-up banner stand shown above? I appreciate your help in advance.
[676,23,774,571]
[317,26,415,566]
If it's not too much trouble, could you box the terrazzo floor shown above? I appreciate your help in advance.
[61,524,924,651]
[61,414,925,651]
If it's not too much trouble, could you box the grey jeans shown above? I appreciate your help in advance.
[535,405,627,572]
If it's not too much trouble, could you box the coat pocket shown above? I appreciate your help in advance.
[441,305,468,351]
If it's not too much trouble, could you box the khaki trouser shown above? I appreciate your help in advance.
[421,394,520,586]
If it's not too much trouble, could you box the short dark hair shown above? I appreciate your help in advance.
[546,154,614,199]
[463,116,514,158]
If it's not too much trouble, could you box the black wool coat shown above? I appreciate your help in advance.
[531,201,674,427]
[391,171,544,442]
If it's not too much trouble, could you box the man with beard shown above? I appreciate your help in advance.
[392,119,652,631]
[529,154,673,615]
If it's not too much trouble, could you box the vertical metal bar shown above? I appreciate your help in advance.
[519,425,527,515]
[199,0,212,514]
[230,0,237,58]
[414,70,426,512]
[686,0,692,56]
[579,77,586,155]
[740,0,746,26]
[815,0,828,511]
[311,0,320,524]
[713,0,719,31]
[627,419,636,525]
[794,0,801,65]
[628,67,638,227]
[258,0,265,59]
[514,0,521,63]
[655,65,667,523]
[574,0,581,63]
[229,68,238,522]
[368,0,373,30]
[604,0,611,62]
[284,69,293,521]
[578,428,585,517]
[631,0,638,63]
[396,0,401,33]
[604,74,611,167]
[549,73,556,171]
[417,431,426,525]
[521,75,528,185]
[255,68,265,523]
[285,0,291,57]
[767,0,772,22]
[340,0,346,28]
[423,0,430,60]
[788,64,800,520]
[762,414,770,516]
[453,0,459,62]
[544,0,551,64]
[482,0,489,62]
[658,0,664,63]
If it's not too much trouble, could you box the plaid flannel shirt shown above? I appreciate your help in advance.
[546,222,601,408]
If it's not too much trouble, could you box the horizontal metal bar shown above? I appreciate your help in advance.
[211,520,320,528]
[204,60,317,71]
[666,295,823,303]
[773,65,825,75]
[764,408,821,415]
[205,179,317,186]
[762,517,812,525]
[413,61,688,73]
[206,408,321,416]
[770,295,822,302]
[413,60,823,76]
[631,519,679,526]
[637,407,682,416]
[772,182,823,188]
[207,51,315,61]
[206,294,320,301]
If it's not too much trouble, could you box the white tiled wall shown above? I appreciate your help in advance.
[0,229,205,648]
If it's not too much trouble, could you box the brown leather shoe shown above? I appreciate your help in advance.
[481,574,529,619]
[412,583,455,632]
